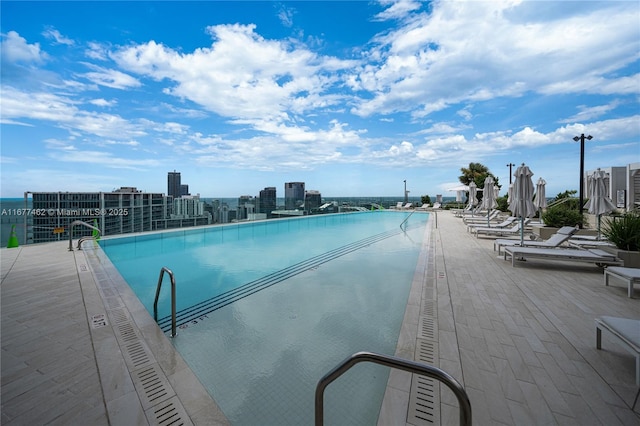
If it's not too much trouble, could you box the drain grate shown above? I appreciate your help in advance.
[116,322,138,343]
[408,249,440,426]
[416,339,437,365]
[145,396,192,426]
[408,375,440,424]
[132,364,175,410]
[124,340,152,369]
[418,316,437,340]
[109,307,129,325]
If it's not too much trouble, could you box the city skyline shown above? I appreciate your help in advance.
[1,1,639,199]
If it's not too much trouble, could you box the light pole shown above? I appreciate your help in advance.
[573,134,593,224]
[403,180,408,204]
[506,163,515,184]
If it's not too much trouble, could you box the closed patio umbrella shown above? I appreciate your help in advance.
[534,177,547,220]
[481,176,497,227]
[584,168,616,239]
[509,163,537,245]
[468,181,478,215]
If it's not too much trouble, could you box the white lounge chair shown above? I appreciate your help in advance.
[604,267,640,298]
[402,203,413,209]
[503,246,623,267]
[453,206,482,217]
[463,210,500,224]
[568,239,615,249]
[493,226,578,254]
[472,219,529,238]
[467,216,517,233]
[595,316,640,409]
[393,202,403,209]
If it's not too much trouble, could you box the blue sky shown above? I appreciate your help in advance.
[1,1,638,199]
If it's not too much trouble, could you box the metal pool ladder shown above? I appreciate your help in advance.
[153,267,177,338]
[400,210,416,229]
[315,351,472,426]
[68,220,101,251]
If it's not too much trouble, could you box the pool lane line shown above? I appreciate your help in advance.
[157,221,424,332]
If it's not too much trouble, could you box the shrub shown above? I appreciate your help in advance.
[541,205,584,228]
[601,212,640,251]
[496,196,509,212]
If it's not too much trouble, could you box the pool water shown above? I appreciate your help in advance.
[100,211,429,425]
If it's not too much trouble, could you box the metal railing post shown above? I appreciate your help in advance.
[315,351,471,426]
[153,267,177,338]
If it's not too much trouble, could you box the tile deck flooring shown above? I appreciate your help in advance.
[1,210,639,425]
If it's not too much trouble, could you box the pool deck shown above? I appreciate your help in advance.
[2,211,639,425]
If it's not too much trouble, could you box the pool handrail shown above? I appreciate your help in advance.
[153,267,177,338]
[400,210,416,229]
[68,220,101,251]
[315,351,472,426]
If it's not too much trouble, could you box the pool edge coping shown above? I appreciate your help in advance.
[79,242,230,425]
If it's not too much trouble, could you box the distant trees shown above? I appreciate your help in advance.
[421,195,431,205]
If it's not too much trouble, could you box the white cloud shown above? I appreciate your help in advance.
[1,31,47,63]
[79,63,141,89]
[351,1,640,117]
[89,98,116,107]
[42,27,74,46]
[373,0,423,21]
[85,42,109,60]
[112,24,356,126]
[559,101,622,124]
[277,4,295,28]
[1,87,145,139]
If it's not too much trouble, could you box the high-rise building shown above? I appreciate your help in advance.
[305,190,322,211]
[237,195,255,220]
[171,195,206,219]
[168,171,181,199]
[26,188,211,244]
[285,182,305,210]
[180,184,190,197]
[27,189,171,244]
[259,187,277,218]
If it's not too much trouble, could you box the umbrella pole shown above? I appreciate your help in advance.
[597,215,601,240]
[520,217,524,246]
[487,208,491,228]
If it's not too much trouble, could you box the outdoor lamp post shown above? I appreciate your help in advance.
[573,134,593,222]
[404,180,408,204]
[507,163,515,184]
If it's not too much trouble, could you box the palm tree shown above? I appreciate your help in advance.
[459,162,499,203]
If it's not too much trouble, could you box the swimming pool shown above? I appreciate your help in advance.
[100,211,429,425]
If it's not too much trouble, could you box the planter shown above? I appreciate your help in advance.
[601,247,640,268]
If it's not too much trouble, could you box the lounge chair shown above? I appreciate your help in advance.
[402,203,413,209]
[568,239,615,249]
[393,202,403,209]
[595,316,640,409]
[604,266,640,298]
[503,246,622,267]
[467,216,517,233]
[472,219,529,238]
[463,209,500,224]
[453,206,481,217]
[493,226,578,254]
